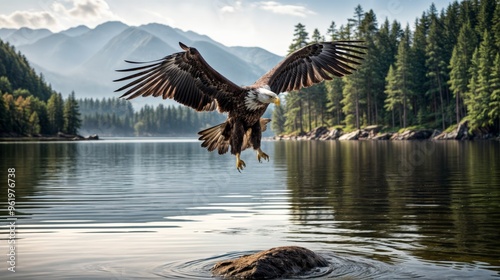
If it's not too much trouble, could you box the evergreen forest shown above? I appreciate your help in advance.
[0,40,81,136]
[272,0,500,135]
[1,0,499,138]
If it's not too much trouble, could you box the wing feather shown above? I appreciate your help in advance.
[254,41,366,94]
[114,42,244,112]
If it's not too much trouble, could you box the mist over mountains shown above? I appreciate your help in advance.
[0,21,282,107]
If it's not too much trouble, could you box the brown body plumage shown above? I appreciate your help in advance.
[114,41,365,171]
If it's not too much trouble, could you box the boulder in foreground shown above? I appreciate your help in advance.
[211,246,328,279]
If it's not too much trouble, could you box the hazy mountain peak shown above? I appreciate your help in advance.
[5,27,52,46]
[93,21,129,32]
[1,21,282,106]
[61,25,91,37]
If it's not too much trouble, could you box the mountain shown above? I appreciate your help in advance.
[60,25,91,37]
[0,21,283,107]
[1,27,52,46]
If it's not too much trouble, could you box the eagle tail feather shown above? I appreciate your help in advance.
[198,122,230,155]
[198,118,272,155]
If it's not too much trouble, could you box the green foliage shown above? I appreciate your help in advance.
[63,91,81,135]
[272,0,500,135]
[288,23,309,53]
[466,29,495,130]
[47,93,64,134]
[490,54,500,129]
[0,40,53,101]
[0,76,12,93]
[449,22,478,124]
[271,104,286,135]
[0,40,82,136]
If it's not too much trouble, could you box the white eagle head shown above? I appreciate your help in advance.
[245,86,280,111]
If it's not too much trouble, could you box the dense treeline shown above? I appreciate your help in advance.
[0,39,81,136]
[0,40,54,102]
[78,98,227,136]
[272,0,500,135]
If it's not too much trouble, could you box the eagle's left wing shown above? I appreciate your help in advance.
[114,42,244,112]
[254,41,366,94]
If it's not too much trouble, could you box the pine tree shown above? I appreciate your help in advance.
[449,22,477,124]
[284,91,303,133]
[325,77,344,125]
[466,48,481,127]
[356,9,380,125]
[465,28,496,130]
[493,1,500,51]
[284,23,310,133]
[311,28,323,43]
[384,65,400,127]
[426,4,449,129]
[467,29,495,129]
[271,105,286,135]
[342,76,360,129]
[476,0,497,36]
[326,21,339,41]
[489,54,500,131]
[63,91,81,135]
[394,25,413,128]
[411,13,431,125]
[288,23,309,52]
[29,96,49,134]
[47,93,64,134]
[350,4,365,38]
[0,76,12,93]
[29,111,41,135]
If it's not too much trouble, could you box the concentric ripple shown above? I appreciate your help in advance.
[153,251,414,279]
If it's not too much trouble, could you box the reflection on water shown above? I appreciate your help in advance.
[0,139,499,279]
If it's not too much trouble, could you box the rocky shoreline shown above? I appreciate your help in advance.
[273,121,500,141]
[0,132,99,141]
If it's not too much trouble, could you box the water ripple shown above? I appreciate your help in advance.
[152,251,414,279]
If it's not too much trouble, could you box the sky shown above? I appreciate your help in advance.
[0,0,455,55]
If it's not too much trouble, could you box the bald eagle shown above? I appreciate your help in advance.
[114,41,365,171]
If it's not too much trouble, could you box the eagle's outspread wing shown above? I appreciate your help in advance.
[114,42,244,112]
[254,41,366,94]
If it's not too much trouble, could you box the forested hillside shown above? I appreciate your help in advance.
[0,40,81,136]
[272,0,500,135]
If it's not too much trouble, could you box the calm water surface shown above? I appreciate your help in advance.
[0,139,499,279]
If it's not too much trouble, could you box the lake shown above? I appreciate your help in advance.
[0,139,499,279]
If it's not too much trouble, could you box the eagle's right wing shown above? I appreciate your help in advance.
[114,42,244,112]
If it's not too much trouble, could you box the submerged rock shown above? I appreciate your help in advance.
[211,246,328,279]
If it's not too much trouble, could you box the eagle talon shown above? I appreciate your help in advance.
[257,149,269,163]
[236,153,246,172]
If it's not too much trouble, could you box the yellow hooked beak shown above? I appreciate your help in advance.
[273,97,280,106]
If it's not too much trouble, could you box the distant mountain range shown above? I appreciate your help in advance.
[0,21,282,107]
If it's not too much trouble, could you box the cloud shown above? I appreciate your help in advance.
[219,0,242,14]
[220,6,236,13]
[0,11,58,29]
[0,0,119,31]
[256,1,315,17]
[53,0,115,20]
